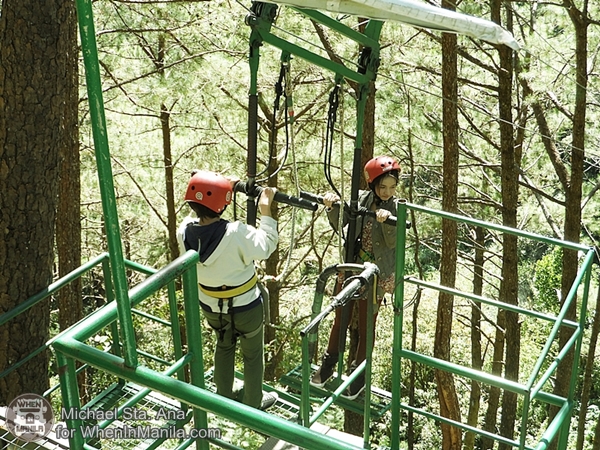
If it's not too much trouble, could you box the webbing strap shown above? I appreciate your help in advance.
[358,248,375,263]
[199,273,258,299]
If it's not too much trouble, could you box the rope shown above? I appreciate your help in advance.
[276,58,298,282]
[257,62,288,182]
[337,82,345,264]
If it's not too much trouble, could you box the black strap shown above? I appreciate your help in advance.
[217,299,227,342]
[230,307,236,344]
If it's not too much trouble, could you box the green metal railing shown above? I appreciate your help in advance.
[0,253,178,386]
[390,200,594,450]
[22,1,591,449]
[299,263,379,448]
[52,250,365,450]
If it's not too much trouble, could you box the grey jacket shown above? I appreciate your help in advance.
[327,190,397,279]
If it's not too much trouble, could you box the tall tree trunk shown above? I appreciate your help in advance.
[56,0,82,399]
[550,2,588,447]
[493,1,521,447]
[161,105,179,263]
[464,226,485,450]
[434,19,461,450]
[0,0,69,402]
[344,74,376,437]
[154,34,179,264]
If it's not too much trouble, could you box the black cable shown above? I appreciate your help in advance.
[258,60,291,183]
[324,84,342,198]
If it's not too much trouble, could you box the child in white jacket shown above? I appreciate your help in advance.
[177,170,278,410]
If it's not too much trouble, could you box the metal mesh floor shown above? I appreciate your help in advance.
[203,368,301,422]
[279,364,392,419]
[80,382,193,450]
[0,425,69,450]
[0,367,364,449]
[0,405,69,450]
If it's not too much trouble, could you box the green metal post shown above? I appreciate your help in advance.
[363,275,377,448]
[346,20,382,265]
[557,250,594,449]
[246,2,277,226]
[56,352,85,449]
[101,258,122,359]
[392,200,408,450]
[75,0,137,368]
[181,259,209,450]
[168,281,187,409]
[520,388,532,449]
[301,333,311,426]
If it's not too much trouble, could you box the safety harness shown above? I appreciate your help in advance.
[200,273,262,343]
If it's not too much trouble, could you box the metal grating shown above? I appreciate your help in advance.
[0,427,69,450]
[279,364,392,419]
[80,382,193,450]
[203,368,301,422]
[0,407,69,450]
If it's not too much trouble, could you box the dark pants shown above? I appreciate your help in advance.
[325,294,381,366]
[202,301,264,408]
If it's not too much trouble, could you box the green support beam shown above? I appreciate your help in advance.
[76,0,137,368]
[59,2,595,449]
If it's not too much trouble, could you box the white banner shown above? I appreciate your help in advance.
[263,0,520,50]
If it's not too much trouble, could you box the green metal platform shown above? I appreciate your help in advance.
[81,381,193,450]
[279,364,392,419]
[0,408,69,450]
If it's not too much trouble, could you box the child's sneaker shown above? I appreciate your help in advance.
[260,392,278,411]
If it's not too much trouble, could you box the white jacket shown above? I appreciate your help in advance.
[177,216,278,313]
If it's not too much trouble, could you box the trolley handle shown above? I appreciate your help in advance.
[300,191,406,227]
[234,182,318,212]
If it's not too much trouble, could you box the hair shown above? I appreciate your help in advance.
[369,169,399,192]
[188,201,224,220]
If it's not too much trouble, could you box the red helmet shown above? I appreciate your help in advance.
[185,170,232,214]
[364,156,401,183]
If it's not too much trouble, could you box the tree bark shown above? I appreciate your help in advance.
[550,2,588,447]
[264,118,281,381]
[56,0,82,399]
[0,0,69,402]
[161,105,179,263]
[464,226,485,450]
[494,1,521,446]
[434,20,462,450]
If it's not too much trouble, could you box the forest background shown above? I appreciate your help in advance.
[1,0,600,449]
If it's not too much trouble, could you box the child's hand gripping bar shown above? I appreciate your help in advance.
[234,182,318,211]
[299,191,406,227]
